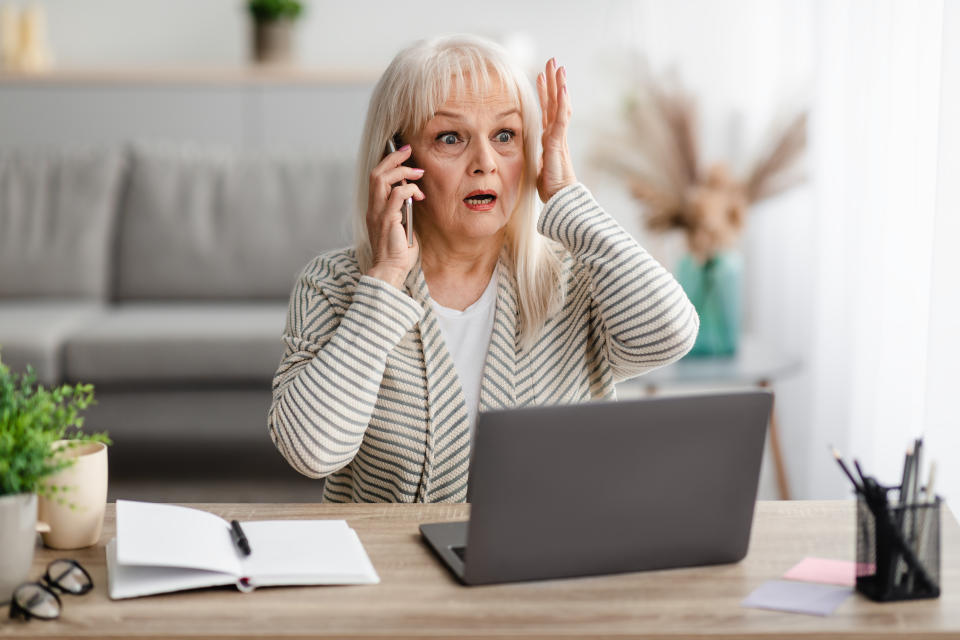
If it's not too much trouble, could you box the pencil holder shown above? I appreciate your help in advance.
[855,494,941,602]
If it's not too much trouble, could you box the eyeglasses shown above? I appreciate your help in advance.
[9,559,93,622]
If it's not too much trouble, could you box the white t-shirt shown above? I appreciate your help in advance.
[430,267,498,442]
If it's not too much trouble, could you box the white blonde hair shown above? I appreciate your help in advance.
[354,34,564,348]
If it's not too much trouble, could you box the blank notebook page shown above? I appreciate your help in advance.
[237,520,378,585]
[116,500,239,576]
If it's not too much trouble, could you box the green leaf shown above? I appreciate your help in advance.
[248,0,303,21]
[0,349,110,497]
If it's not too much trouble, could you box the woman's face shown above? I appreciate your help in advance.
[410,82,525,245]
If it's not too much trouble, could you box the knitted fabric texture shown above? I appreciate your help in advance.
[268,183,700,503]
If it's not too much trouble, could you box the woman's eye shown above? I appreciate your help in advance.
[438,133,459,145]
[495,130,515,143]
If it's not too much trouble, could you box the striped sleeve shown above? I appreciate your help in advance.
[267,261,424,479]
[538,183,699,381]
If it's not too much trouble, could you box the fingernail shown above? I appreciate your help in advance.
[412,168,424,174]
[560,66,567,77]
[400,144,411,151]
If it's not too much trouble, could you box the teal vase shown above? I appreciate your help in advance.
[675,251,742,357]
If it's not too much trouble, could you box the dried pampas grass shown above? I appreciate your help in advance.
[593,70,807,262]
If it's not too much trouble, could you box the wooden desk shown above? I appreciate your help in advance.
[3,501,958,639]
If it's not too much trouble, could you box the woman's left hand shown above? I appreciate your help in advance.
[536,58,578,202]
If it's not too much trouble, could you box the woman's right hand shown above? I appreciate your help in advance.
[365,144,425,289]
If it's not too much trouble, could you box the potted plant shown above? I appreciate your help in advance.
[0,352,109,603]
[247,0,304,65]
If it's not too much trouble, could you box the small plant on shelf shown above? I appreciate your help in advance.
[247,0,303,23]
[246,0,304,65]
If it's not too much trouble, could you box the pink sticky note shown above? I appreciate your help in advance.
[783,557,856,587]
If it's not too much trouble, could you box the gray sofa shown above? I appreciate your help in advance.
[0,142,354,499]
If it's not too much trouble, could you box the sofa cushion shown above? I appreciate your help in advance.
[0,302,105,385]
[0,147,126,300]
[114,141,353,302]
[63,303,287,384]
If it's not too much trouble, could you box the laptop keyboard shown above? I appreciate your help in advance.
[451,545,466,561]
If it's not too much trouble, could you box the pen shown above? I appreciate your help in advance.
[909,438,923,555]
[231,520,251,556]
[894,446,914,584]
[912,438,923,505]
[899,445,914,506]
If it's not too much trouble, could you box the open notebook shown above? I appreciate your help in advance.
[106,500,379,599]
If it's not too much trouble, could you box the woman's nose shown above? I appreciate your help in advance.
[468,139,497,175]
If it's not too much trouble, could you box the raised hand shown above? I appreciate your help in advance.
[536,58,577,202]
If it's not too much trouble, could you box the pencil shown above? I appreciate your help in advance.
[831,446,862,494]
[853,459,866,484]
[912,460,938,592]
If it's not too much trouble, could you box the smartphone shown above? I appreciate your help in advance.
[384,136,414,248]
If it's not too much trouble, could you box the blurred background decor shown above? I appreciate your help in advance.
[0,2,54,71]
[0,142,352,503]
[248,0,303,65]
[594,71,807,357]
[0,0,956,510]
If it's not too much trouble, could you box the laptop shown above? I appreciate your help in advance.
[419,390,773,585]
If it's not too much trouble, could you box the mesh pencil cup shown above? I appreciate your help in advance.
[855,494,941,602]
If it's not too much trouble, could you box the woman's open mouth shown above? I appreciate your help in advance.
[463,190,498,211]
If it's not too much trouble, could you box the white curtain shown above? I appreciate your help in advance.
[596,0,952,504]
[923,0,960,518]
[802,0,945,499]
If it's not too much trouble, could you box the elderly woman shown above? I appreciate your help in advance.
[268,35,699,503]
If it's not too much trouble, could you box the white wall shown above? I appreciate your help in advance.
[40,0,245,66]
[30,0,816,231]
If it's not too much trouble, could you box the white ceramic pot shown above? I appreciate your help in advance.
[37,440,108,550]
[0,492,38,604]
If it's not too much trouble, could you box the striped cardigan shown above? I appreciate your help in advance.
[268,183,699,503]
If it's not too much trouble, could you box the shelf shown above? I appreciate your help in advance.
[0,65,382,87]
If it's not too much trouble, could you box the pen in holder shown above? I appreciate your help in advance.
[855,493,941,602]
